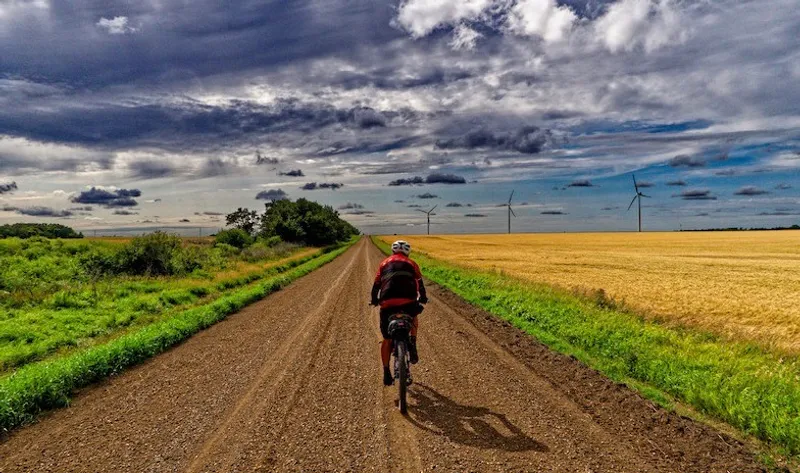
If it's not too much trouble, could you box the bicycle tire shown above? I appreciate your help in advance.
[397,341,408,414]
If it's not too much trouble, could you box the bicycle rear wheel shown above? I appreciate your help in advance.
[396,341,408,414]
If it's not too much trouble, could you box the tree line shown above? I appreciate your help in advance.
[222,198,359,247]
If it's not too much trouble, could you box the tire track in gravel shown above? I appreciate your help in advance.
[0,238,764,473]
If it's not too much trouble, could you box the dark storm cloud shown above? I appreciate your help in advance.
[758,211,800,216]
[669,155,706,168]
[541,211,567,215]
[197,158,239,178]
[674,189,717,200]
[0,98,408,153]
[714,169,737,176]
[416,193,438,199]
[255,152,280,165]
[388,173,467,186]
[15,206,74,217]
[425,173,467,184]
[435,127,552,155]
[666,179,687,186]
[0,1,400,90]
[255,189,288,200]
[350,107,387,129]
[389,176,425,186]
[775,183,792,190]
[567,179,594,187]
[345,209,375,215]
[69,206,93,211]
[71,187,141,207]
[636,181,654,188]
[445,202,463,207]
[301,182,343,190]
[280,169,305,177]
[113,210,139,215]
[338,203,364,210]
[128,160,180,179]
[195,211,224,216]
[0,182,18,194]
[464,213,487,218]
[734,186,769,196]
[329,67,474,91]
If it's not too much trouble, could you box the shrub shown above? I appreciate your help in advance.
[214,229,253,249]
[117,232,183,276]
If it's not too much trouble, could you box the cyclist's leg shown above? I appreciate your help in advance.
[379,308,392,367]
[408,304,420,364]
[380,309,394,385]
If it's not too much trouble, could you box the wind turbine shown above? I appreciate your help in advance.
[506,190,516,234]
[416,205,437,235]
[627,174,651,232]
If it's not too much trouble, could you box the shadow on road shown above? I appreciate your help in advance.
[405,383,548,453]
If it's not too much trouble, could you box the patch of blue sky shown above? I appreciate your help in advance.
[569,119,713,136]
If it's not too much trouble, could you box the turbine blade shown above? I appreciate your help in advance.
[430,205,438,213]
[508,190,514,204]
[415,209,427,214]
[632,174,639,193]
[510,207,517,218]
[627,195,638,211]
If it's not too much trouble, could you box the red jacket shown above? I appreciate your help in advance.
[372,254,426,308]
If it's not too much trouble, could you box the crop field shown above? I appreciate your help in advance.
[382,231,800,353]
[0,236,313,373]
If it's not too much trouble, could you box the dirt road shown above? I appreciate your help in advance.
[0,238,762,472]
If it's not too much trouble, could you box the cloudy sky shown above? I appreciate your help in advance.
[1,0,799,234]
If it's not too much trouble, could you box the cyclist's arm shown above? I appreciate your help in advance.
[418,279,428,303]
[413,261,428,303]
[371,264,382,304]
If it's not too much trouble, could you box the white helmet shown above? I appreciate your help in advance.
[391,240,411,256]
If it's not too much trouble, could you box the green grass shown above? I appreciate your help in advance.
[0,237,306,372]
[372,237,800,458]
[0,238,356,433]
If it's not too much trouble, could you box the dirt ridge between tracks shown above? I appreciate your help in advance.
[0,238,763,472]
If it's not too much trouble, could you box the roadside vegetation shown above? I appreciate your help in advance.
[0,233,308,373]
[373,236,800,459]
[0,199,359,431]
[0,240,355,432]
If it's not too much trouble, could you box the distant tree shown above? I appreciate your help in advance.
[0,223,83,239]
[225,207,259,235]
[257,198,358,246]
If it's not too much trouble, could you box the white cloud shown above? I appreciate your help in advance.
[96,16,137,35]
[395,0,494,38]
[449,24,483,50]
[507,0,577,43]
[593,0,686,53]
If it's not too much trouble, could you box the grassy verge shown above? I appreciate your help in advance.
[0,246,316,373]
[0,238,356,433]
[372,237,800,459]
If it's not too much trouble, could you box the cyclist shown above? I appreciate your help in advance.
[371,240,428,386]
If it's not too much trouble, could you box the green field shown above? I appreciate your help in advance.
[0,235,314,374]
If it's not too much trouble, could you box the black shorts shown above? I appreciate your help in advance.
[380,303,422,339]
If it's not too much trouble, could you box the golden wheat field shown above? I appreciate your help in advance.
[382,231,800,353]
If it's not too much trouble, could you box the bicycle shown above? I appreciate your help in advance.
[386,312,415,414]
